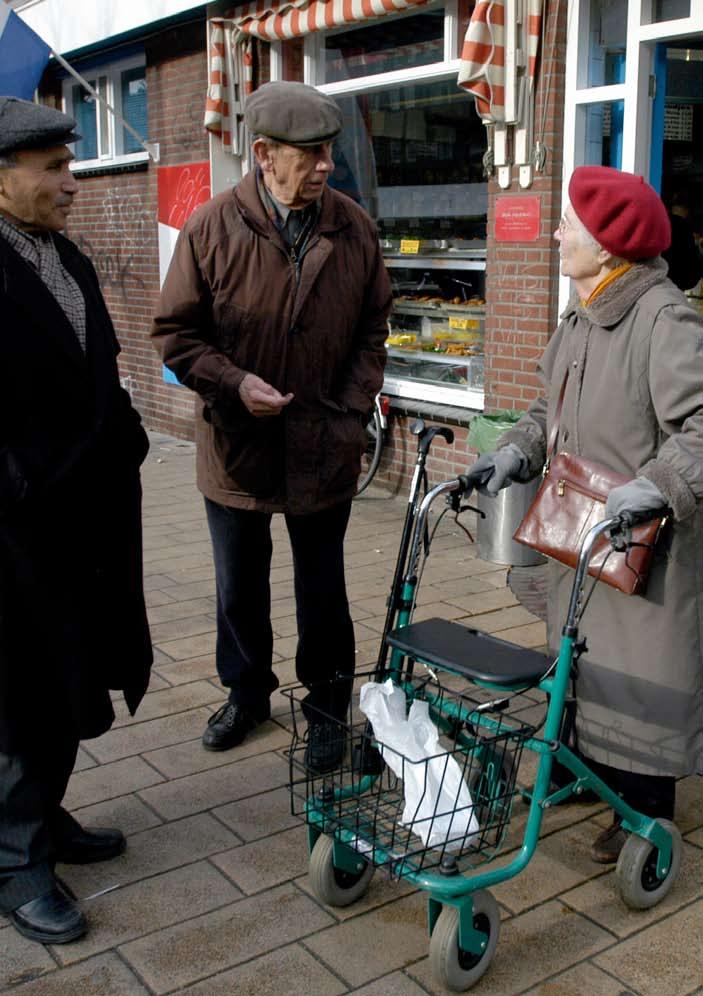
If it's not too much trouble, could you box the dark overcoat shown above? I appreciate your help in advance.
[0,231,152,753]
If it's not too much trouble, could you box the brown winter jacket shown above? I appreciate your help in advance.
[152,171,392,514]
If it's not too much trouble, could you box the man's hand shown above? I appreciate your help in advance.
[239,373,294,417]
[465,444,527,497]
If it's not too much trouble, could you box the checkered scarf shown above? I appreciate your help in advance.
[0,214,87,351]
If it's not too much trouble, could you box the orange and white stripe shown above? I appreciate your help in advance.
[205,0,543,145]
[459,0,542,123]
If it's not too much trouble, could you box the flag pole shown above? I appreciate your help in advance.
[51,49,160,163]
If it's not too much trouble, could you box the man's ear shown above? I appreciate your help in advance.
[252,139,273,173]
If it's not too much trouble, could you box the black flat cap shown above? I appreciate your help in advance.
[0,96,81,156]
[245,81,342,147]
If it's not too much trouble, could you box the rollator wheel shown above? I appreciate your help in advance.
[309,834,374,907]
[616,818,682,910]
[429,890,500,992]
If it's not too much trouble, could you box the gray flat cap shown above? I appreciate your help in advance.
[0,96,81,156]
[245,81,342,147]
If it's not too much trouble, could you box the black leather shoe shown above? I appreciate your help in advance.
[202,701,270,751]
[55,825,126,865]
[9,886,87,944]
[305,720,346,773]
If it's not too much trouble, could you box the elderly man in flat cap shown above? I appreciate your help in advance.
[153,81,391,770]
[466,165,703,864]
[0,97,152,943]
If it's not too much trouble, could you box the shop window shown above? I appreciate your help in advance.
[651,0,691,20]
[62,54,147,170]
[324,9,445,83]
[330,80,486,237]
[307,5,488,409]
[586,0,627,88]
[579,100,624,168]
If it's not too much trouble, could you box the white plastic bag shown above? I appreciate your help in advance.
[359,679,480,851]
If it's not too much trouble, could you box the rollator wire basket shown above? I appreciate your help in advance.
[284,665,535,879]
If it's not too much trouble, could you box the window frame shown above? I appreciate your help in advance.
[560,0,703,312]
[62,53,148,172]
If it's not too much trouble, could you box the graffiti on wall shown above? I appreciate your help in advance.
[101,187,151,249]
[74,233,146,299]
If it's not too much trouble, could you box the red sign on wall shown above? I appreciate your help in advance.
[494,196,541,242]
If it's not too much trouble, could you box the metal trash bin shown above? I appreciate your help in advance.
[468,412,546,567]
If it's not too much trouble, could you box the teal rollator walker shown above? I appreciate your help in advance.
[285,425,682,991]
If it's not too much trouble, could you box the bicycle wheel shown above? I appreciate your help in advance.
[356,406,384,495]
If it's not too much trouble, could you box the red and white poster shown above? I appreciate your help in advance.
[157,162,211,383]
[157,161,210,285]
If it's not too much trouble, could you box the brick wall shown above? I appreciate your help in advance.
[483,0,567,416]
[51,19,209,442]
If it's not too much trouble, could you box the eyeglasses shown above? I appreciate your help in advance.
[557,215,573,235]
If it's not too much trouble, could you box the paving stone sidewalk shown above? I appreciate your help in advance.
[2,433,702,995]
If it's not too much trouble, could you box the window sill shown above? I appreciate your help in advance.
[71,152,150,176]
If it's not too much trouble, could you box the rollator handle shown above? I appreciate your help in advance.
[416,425,454,455]
[616,507,671,529]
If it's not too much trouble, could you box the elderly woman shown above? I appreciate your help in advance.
[468,166,703,863]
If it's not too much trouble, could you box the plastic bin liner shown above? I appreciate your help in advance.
[359,680,480,851]
[468,410,522,455]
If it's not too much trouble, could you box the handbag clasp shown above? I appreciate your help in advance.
[557,479,565,497]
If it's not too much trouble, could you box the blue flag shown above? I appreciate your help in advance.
[0,2,51,100]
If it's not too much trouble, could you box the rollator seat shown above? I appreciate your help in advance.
[386,617,551,686]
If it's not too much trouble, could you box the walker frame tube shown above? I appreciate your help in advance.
[299,478,675,974]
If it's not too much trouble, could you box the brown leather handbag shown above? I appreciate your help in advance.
[513,373,666,596]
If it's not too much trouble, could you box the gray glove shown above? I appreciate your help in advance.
[465,443,528,497]
[604,476,667,519]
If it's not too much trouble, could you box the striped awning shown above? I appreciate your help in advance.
[205,0,542,152]
[459,0,542,124]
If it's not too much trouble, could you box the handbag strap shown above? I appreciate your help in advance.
[545,368,569,468]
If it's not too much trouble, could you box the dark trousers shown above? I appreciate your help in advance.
[204,498,355,720]
[552,752,675,820]
[587,756,676,821]
[554,698,676,820]
[0,735,79,912]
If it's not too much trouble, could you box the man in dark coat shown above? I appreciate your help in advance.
[152,82,391,772]
[0,97,152,944]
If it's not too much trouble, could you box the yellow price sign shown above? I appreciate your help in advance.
[400,239,420,255]
[449,316,480,330]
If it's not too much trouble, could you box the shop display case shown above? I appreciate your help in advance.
[383,244,486,409]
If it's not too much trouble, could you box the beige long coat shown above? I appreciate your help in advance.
[501,259,703,776]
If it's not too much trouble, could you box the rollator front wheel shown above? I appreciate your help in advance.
[616,818,682,910]
[309,834,375,907]
[429,890,500,992]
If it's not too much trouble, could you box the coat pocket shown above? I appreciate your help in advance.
[212,415,284,497]
[321,412,367,495]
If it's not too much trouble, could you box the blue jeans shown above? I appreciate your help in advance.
[204,498,355,720]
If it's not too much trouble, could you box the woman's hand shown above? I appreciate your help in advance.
[465,443,528,496]
[604,477,667,518]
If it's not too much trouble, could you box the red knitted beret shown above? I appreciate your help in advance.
[568,166,671,261]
